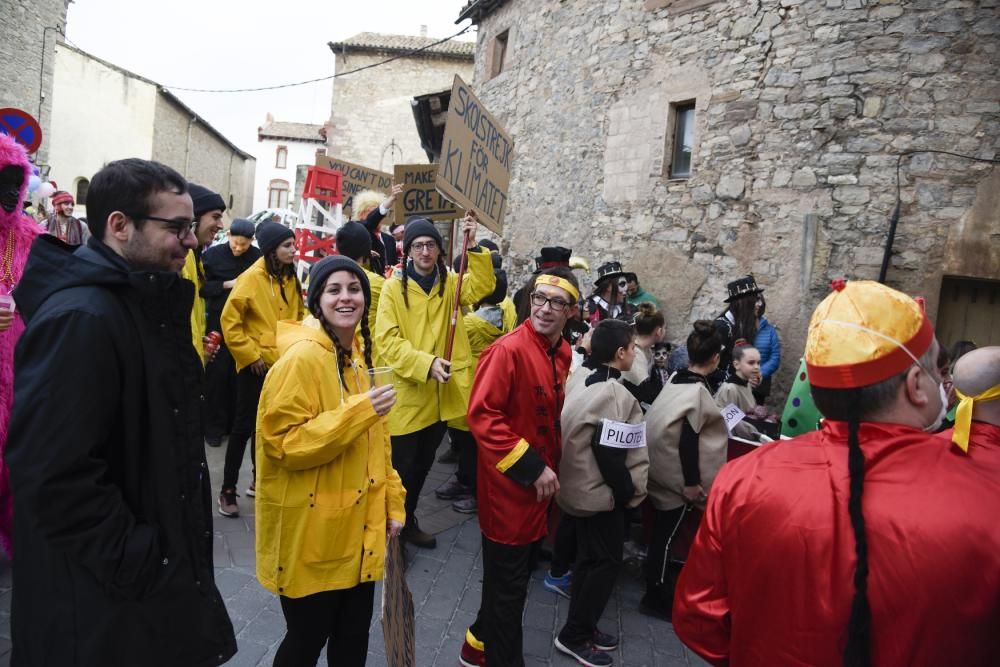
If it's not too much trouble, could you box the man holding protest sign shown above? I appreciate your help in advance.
[459,268,578,667]
[373,213,494,549]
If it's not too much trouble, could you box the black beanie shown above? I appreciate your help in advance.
[188,183,226,218]
[229,218,255,238]
[307,256,371,316]
[478,238,499,253]
[335,221,372,262]
[484,268,508,306]
[256,220,294,256]
[403,217,443,255]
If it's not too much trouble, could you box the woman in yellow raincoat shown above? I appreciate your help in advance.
[256,256,404,666]
[373,214,494,548]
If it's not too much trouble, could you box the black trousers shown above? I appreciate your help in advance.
[204,342,237,439]
[451,427,477,490]
[390,422,447,524]
[550,512,577,578]
[645,506,687,606]
[558,508,625,645]
[274,582,375,667]
[470,537,541,667]
[222,368,264,491]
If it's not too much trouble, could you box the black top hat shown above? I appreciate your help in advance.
[725,275,763,302]
[533,246,573,272]
[594,261,626,287]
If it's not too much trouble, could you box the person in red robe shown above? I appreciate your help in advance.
[938,345,1000,472]
[673,280,1000,666]
[458,268,578,667]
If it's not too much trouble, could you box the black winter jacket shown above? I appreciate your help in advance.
[8,236,236,666]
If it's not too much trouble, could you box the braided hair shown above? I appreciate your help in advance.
[811,344,934,667]
[265,248,301,306]
[400,253,448,308]
[310,300,374,382]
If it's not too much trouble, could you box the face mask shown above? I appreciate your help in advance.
[923,380,948,433]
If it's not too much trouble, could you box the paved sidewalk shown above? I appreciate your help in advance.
[0,439,706,667]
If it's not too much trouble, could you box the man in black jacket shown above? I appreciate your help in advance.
[8,159,237,666]
[201,218,262,448]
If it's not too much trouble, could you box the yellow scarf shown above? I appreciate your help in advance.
[952,383,1000,453]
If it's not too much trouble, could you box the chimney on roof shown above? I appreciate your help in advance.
[420,25,427,37]
[265,112,274,123]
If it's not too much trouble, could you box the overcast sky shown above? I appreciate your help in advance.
[65,0,475,156]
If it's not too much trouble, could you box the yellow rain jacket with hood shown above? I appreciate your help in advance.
[373,249,495,436]
[220,256,304,371]
[255,316,405,598]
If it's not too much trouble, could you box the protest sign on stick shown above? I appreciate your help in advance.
[381,536,415,667]
[316,155,392,221]
[394,163,463,222]
[435,75,513,235]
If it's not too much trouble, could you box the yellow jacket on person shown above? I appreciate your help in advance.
[255,316,406,599]
[220,257,304,372]
[181,250,206,363]
[500,296,517,333]
[373,249,495,436]
[363,266,385,336]
[447,306,506,432]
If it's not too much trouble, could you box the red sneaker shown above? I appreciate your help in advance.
[459,629,485,667]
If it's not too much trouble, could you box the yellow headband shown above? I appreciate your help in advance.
[951,383,1000,453]
[535,275,580,302]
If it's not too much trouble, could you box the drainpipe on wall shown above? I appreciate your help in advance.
[227,152,235,213]
[184,116,197,177]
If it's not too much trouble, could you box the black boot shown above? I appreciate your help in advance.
[401,518,437,549]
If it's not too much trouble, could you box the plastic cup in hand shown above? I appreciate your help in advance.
[0,294,14,314]
[367,367,395,388]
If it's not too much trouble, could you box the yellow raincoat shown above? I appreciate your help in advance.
[363,266,384,335]
[255,316,406,598]
[220,257,304,372]
[373,249,495,436]
[181,250,206,362]
[447,307,506,432]
[500,296,518,332]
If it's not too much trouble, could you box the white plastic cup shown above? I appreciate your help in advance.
[0,294,14,314]
[367,367,395,388]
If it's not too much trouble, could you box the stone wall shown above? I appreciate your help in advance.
[0,0,70,167]
[471,0,999,399]
[151,95,256,217]
[328,53,473,171]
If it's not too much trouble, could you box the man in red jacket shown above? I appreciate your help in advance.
[940,345,1000,470]
[459,268,579,667]
[673,280,1000,666]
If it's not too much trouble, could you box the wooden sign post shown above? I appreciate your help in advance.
[435,75,513,235]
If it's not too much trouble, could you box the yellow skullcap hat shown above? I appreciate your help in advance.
[806,279,933,388]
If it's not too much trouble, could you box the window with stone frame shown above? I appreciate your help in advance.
[268,179,289,209]
[489,29,510,79]
[75,177,90,206]
[275,145,288,169]
[667,102,696,179]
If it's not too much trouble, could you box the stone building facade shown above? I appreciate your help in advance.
[48,42,256,217]
[0,0,71,167]
[327,32,475,171]
[459,0,1000,397]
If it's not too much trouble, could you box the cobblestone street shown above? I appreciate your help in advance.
[0,439,707,667]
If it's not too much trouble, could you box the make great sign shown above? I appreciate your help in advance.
[393,164,463,223]
[436,75,513,235]
[315,155,392,221]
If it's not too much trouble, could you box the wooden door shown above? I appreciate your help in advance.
[936,276,1000,349]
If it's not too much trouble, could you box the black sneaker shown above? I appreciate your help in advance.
[452,497,478,514]
[435,479,472,501]
[554,636,613,667]
[592,628,619,652]
[218,488,239,517]
[401,521,437,549]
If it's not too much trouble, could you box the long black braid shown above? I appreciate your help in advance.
[844,388,872,667]
[265,250,301,306]
[399,254,448,308]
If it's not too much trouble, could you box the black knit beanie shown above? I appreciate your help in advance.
[229,218,255,238]
[335,221,372,262]
[256,220,294,256]
[188,183,226,218]
[403,217,443,255]
[307,256,371,315]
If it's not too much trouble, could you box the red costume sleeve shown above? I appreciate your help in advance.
[469,343,545,485]
[672,463,733,666]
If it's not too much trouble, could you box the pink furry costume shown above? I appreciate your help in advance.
[0,133,41,556]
